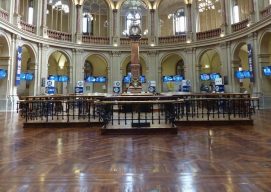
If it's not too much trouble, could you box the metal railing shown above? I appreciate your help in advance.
[17,94,259,128]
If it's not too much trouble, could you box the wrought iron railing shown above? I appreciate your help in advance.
[17,94,259,128]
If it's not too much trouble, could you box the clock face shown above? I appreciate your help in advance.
[129,25,141,36]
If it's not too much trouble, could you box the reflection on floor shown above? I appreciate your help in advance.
[0,110,271,191]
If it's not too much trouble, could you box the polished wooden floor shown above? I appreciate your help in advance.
[0,110,271,192]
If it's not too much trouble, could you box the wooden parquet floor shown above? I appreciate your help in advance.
[0,110,271,192]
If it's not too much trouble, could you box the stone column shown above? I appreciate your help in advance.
[112,9,118,46]
[185,48,196,92]
[220,42,230,92]
[249,0,255,24]
[111,51,122,93]
[75,4,82,43]
[41,0,48,37]
[40,44,49,95]
[13,0,21,27]
[220,0,227,34]
[149,9,155,45]
[185,3,192,42]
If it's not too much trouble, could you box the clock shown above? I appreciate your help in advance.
[129,24,141,36]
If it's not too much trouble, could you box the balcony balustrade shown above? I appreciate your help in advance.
[0,8,8,21]
[20,20,36,33]
[158,35,186,44]
[231,19,249,32]
[261,5,271,18]
[120,37,149,46]
[82,35,110,45]
[196,28,221,40]
[47,29,72,41]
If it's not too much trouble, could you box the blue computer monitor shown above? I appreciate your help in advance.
[235,71,244,79]
[200,73,210,81]
[20,73,26,80]
[0,69,7,79]
[25,73,34,81]
[173,75,184,82]
[48,75,59,81]
[123,76,131,83]
[162,76,173,82]
[243,70,251,78]
[95,76,107,83]
[210,73,220,80]
[85,76,96,83]
[263,66,271,76]
[139,75,146,83]
[58,75,69,82]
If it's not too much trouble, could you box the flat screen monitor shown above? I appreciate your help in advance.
[173,75,184,82]
[139,75,146,83]
[0,69,7,79]
[25,73,34,81]
[210,73,220,80]
[95,76,107,83]
[85,76,96,83]
[162,76,173,82]
[263,66,271,76]
[58,75,69,82]
[123,76,131,84]
[235,71,251,79]
[48,75,58,81]
[200,74,210,81]
[243,70,251,78]
[20,73,26,80]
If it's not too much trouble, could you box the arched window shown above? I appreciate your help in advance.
[174,8,186,35]
[197,0,221,32]
[28,0,34,25]
[233,3,240,23]
[126,12,141,34]
[83,13,93,35]
[82,0,109,36]
[121,0,147,36]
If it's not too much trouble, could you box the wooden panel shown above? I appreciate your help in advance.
[0,110,271,191]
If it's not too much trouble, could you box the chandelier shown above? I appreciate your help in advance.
[48,0,70,13]
[198,0,219,12]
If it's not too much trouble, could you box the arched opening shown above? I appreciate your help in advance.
[47,0,72,32]
[48,51,70,94]
[120,0,148,37]
[199,49,222,92]
[0,35,9,99]
[17,45,36,97]
[158,1,186,36]
[82,0,109,36]
[196,0,221,32]
[260,32,271,99]
[161,54,185,92]
[84,54,108,93]
[232,43,252,93]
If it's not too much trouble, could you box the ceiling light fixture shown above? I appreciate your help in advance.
[48,0,70,13]
[198,0,219,12]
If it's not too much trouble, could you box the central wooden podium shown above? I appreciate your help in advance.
[128,33,142,93]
